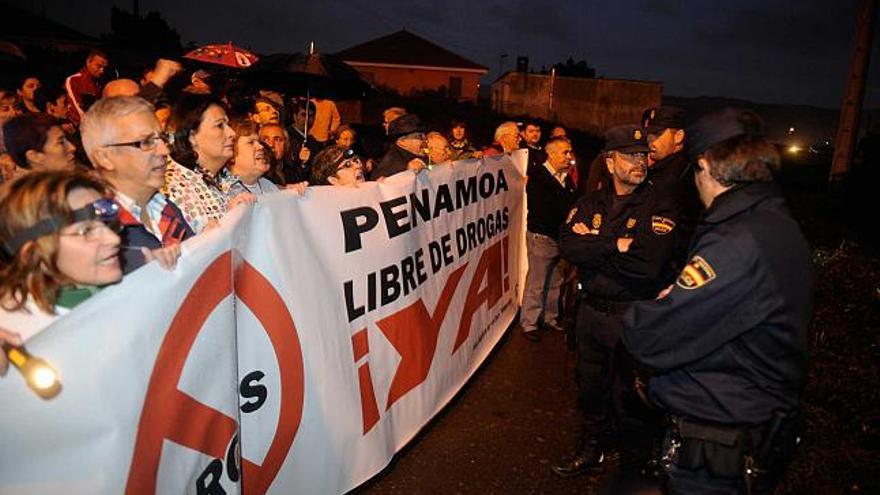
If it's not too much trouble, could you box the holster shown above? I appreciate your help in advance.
[664,409,803,489]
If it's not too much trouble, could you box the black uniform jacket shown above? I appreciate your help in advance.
[621,182,814,425]
[559,180,680,301]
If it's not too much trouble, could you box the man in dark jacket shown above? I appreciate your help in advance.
[621,109,814,494]
[553,125,680,478]
[520,136,579,341]
[371,114,428,179]
[521,120,547,169]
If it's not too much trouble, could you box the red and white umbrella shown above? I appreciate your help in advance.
[184,42,258,69]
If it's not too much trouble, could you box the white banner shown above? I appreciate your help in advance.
[0,152,527,494]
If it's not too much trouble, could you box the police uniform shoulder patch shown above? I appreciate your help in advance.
[626,218,637,229]
[676,255,716,290]
[651,216,676,235]
[566,207,578,224]
[592,213,602,229]
[634,129,642,140]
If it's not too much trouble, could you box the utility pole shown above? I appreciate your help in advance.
[830,0,877,181]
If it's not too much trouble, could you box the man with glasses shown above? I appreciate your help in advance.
[310,145,366,186]
[521,136,578,342]
[553,125,680,479]
[372,114,428,180]
[483,121,521,157]
[81,96,190,274]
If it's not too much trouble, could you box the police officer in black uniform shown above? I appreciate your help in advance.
[643,106,701,266]
[621,109,814,494]
[552,125,680,478]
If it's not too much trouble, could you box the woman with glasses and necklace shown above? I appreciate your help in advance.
[164,94,254,234]
[0,171,122,342]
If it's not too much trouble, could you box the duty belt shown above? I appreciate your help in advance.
[581,294,631,315]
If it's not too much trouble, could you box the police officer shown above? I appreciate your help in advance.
[552,125,680,478]
[621,109,814,494]
[643,106,701,265]
[642,106,688,188]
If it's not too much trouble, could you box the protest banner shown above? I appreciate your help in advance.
[0,152,527,494]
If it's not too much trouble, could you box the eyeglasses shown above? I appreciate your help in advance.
[1,198,120,258]
[333,148,362,170]
[105,132,174,152]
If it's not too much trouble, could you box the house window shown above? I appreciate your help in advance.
[449,77,462,99]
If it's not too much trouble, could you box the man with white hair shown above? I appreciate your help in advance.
[483,121,522,157]
[81,96,190,273]
[426,131,452,165]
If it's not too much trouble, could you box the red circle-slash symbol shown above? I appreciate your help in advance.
[125,252,304,495]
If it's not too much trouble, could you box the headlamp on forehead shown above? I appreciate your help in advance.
[333,148,362,170]
[0,198,120,259]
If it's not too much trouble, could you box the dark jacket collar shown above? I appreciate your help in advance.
[703,182,780,225]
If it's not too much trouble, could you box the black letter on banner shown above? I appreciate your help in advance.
[196,459,226,495]
[456,176,478,208]
[380,264,401,305]
[410,189,431,227]
[341,207,379,253]
[381,195,411,238]
[429,240,443,274]
[479,172,495,198]
[226,435,240,482]
[441,234,455,266]
[240,371,267,413]
[496,168,509,192]
[344,280,365,321]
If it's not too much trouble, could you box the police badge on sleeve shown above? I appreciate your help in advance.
[651,216,675,235]
[677,255,716,289]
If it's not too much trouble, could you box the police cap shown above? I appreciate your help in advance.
[642,106,686,134]
[686,108,764,161]
[605,124,649,154]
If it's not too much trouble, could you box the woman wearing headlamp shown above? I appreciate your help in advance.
[0,170,122,342]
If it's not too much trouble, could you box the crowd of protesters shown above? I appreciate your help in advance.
[0,49,538,355]
[0,48,813,495]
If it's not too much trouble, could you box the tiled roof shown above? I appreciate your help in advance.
[336,29,487,72]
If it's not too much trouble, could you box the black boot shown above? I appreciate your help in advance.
[551,437,606,478]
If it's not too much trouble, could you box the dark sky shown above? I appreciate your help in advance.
[21,0,873,108]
